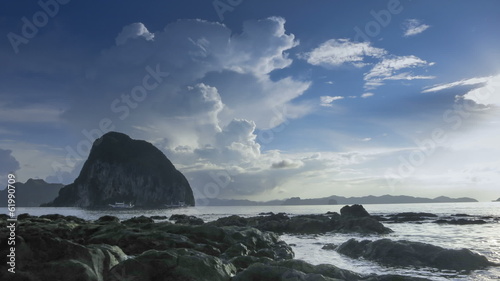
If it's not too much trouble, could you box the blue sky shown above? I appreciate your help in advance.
[1,0,500,201]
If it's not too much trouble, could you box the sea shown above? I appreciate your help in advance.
[4,202,500,281]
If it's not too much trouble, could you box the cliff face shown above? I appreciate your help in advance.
[47,132,194,208]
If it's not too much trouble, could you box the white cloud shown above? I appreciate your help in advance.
[361,93,374,98]
[320,95,344,107]
[463,75,500,106]
[0,103,64,123]
[40,17,316,197]
[271,159,304,169]
[403,19,430,37]
[115,23,155,46]
[422,76,492,93]
[364,55,435,89]
[300,39,386,68]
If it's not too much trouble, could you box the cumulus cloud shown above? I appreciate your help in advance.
[403,19,430,37]
[364,55,435,89]
[115,23,155,46]
[361,93,374,98]
[49,17,315,197]
[320,96,344,107]
[300,39,386,68]
[271,159,304,169]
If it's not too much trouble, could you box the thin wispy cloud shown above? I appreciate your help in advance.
[403,19,431,37]
[364,55,435,89]
[320,95,344,107]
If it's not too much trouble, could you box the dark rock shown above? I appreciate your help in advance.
[169,214,204,225]
[149,215,168,220]
[363,275,432,281]
[395,212,438,218]
[233,259,363,281]
[207,205,392,235]
[121,215,154,225]
[434,219,487,225]
[337,238,495,271]
[232,263,340,281]
[108,248,236,281]
[44,131,194,208]
[259,212,275,216]
[95,215,120,223]
[321,244,337,251]
[275,259,362,281]
[17,213,33,220]
[39,214,87,224]
[340,204,371,218]
[212,215,249,227]
[451,213,472,217]
[230,255,274,270]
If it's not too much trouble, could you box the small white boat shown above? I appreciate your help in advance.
[108,202,134,208]
[164,201,187,208]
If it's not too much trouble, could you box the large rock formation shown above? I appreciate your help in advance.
[45,132,194,208]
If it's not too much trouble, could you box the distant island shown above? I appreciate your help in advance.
[494,198,500,202]
[0,179,63,207]
[203,195,478,206]
[43,132,194,208]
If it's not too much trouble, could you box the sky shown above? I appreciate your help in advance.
[1,0,500,202]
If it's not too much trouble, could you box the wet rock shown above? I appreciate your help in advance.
[337,238,495,271]
[108,248,236,281]
[121,215,154,225]
[208,205,392,235]
[169,214,204,225]
[363,275,432,281]
[232,263,342,281]
[95,215,120,224]
[149,215,168,220]
[212,215,249,227]
[321,243,337,251]
[340,204,371,218]
[434,219,487,225]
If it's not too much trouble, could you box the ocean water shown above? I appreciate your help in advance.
[3,202,499,280]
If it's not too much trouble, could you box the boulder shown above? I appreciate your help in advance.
[108,248,236,281]
[336,238,495,271]
[208,205,392,235]
[232,263,342,281]
[340,204,370,217]
[169,214,204,225]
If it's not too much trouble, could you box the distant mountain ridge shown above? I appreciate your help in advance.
[201,194,478,206]
[0,179,63,207]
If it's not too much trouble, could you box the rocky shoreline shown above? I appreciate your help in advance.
[1,205,497,281]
